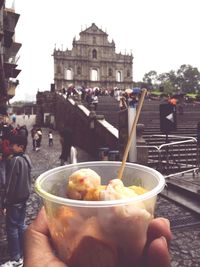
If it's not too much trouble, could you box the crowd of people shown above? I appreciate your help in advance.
[62,85,142,111]
[63,85,102,110]
[63,85,117,100]
[0,115,29,187]
[62,85,189,117]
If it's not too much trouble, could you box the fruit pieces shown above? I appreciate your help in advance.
[67,168,101,200]
[67,168,147,201]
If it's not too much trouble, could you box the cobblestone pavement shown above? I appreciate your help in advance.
[0,115,200,266]
[156,197,200,266]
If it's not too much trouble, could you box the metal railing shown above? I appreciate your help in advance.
[137,134,199,178]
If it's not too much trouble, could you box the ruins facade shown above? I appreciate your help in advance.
[53,23,133,91]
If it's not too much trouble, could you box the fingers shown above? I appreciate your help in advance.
[29,206,49,235]
[147,236,171,267]
[24,207,67,267]
[24,211,172,267]
[24,207,53,265]
[145,218,172,267]
[147,218,172,245]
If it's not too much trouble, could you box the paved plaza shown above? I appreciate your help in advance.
[0,114,94,264]
[0,115,200,266]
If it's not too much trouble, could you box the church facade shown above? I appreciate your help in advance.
[53,23,133,91]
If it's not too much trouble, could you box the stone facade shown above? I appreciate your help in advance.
[53,23,133,91]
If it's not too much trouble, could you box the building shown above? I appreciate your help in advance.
[53,23,133,92]
[0,0,21,106]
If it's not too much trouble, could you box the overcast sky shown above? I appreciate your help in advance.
[6,0,200,101]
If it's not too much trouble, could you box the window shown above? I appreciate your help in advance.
[77,66,81,75]
[57,65,61,73]
[116,71,122,82]
[65,68,73,80]
[108,68,113,77]
[93,37,96,44]
[127,69,130,77]
[92,49,97,59]
[91,69,98,81]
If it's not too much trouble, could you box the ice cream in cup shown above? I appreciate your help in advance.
[35,161,165,267]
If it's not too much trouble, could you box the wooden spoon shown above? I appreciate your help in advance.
[117,88,147,179]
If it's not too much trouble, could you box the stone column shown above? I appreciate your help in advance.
[128,106,137,162]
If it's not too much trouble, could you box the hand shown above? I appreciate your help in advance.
[24,208,172,267]
[143,217,172,267]
[24,207,67,267]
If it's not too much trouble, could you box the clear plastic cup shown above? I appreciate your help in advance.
[35,161,165,267]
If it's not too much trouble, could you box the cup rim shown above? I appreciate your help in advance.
[35,161,166,207]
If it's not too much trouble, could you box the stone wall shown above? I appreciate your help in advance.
[36,91,118,157]
[54,94,118,156]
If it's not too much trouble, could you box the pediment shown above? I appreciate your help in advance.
[81,23,106,35]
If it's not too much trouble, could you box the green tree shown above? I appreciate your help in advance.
[143,71,158,89]
[160,80,175,95]
[141,64,200,94]
[176,64,200,93]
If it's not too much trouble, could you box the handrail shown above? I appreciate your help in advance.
[148,134,197,142]
[137,138,197,150]
[164,167,199,179]
[159,138,197,151]
[137,134,199,177]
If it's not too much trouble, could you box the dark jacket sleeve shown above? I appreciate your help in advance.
[5,156,31,205]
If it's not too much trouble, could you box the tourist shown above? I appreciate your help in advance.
[91,94,98,110]
[168,97,177,106]
[18,125,28,137]
[11,113,16,124]
[31,126,37,150]
[36,128,42,150]
[48,131,53,146]
[119,93,128,110]
[59,129,72,166]
[0,116,14,188]
[0,115,8,187]
[1,135,32,267]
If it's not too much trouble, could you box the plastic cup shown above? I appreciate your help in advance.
[35,161,165,267]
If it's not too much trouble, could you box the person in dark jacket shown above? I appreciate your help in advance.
[18,125,28,138]
[1,135,32,267]
[59,129,72,166]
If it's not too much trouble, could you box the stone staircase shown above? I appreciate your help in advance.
[95,95,119,129]
[94,96,200,174]
[96,97,200,135]
[139,99,200,132]
[138,100,200,173]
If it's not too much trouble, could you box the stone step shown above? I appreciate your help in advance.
[161,178,200,214]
